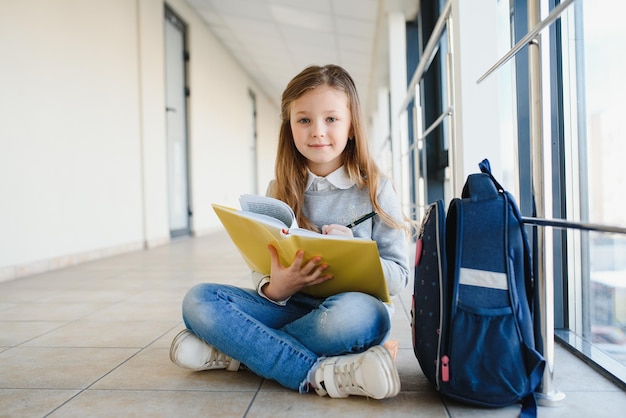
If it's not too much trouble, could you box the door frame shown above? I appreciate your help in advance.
[164,5,191,238]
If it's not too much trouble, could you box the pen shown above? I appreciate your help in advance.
[346,211,377,228]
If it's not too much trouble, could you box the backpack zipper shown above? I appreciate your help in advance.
[441,355,450,382]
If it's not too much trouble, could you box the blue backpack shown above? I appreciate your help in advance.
[411,159,545,417]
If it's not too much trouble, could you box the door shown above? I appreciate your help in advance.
[164,7,191,238]
[248,90,258,194]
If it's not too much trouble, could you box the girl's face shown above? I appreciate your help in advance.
[289,84,352,177]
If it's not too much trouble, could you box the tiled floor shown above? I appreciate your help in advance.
[1,231,625,417]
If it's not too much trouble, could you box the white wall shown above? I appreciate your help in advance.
[0,0,280,281]
[138,0,170,249]
[0,0,145,278]
[165,0,280,234]
[451,0,506,194]
[255,96,280,195]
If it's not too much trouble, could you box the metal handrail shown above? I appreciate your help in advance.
[476,0,575,83]
[402,107,453,157]
[523,217,626,235]
[419,107,453,142]
[400,0,452,112]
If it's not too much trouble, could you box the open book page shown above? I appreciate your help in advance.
[234,211,292,236]
[238,194,360,240]
[286,227,360,240]
[212,203,390,303]
[239,194,298,229]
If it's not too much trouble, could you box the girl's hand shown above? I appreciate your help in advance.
[321,224,354,237]
[262,245,333,302]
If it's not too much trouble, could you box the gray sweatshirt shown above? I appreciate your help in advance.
[302,177,410,297]
[251,176,410,304]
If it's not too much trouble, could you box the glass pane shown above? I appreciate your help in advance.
[581,2,626,227]
[589,231,626,367]
[560,0,626,375]
[495,0,519,195]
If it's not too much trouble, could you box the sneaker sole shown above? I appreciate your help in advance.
[169,329,198,369]
[169,329,240,372]
[369,345,401,399]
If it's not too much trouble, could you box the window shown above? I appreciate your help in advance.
[555,0,626,381]
[406,0,626,385]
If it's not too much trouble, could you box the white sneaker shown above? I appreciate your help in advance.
[169,329,240,372]
[312,345,400,399]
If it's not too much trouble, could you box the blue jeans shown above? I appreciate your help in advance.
[181,283,391,392]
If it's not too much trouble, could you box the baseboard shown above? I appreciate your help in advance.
[0,240,146,283]
[144,235,171,249]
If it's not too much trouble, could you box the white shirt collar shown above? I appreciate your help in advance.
[306,166,355,191]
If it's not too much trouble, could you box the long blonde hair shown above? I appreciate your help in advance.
[270,64,405,232]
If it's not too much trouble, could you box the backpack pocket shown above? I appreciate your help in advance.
[412,200,446,387]
[445,301,529,406]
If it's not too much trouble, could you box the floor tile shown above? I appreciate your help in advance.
[536,390,626,418]
[0,347,138,389]
[246,391,447,417]
[551,345,624,392]
[151,325,187,348]
[48,390,254,418]
[0,320,67,346]
[22,320,179,348]
[91,347,263,392]
[34,288,137,303]
[0,302,109,321]
[445,400,524,417]
[395,348,434,392]
[81,300,182,321]
[0,389,80,417]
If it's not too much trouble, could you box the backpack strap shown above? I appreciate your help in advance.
[478,158,504,192]
[478,159,544,418]
[520,393,538,418]
[505,190,536,311]
[477,159,536,309]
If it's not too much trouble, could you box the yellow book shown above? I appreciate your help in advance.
[212,195,390,303]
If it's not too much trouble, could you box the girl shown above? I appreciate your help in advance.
[171,64,410,399]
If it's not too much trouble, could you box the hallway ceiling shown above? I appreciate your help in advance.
[185,0,419,112]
